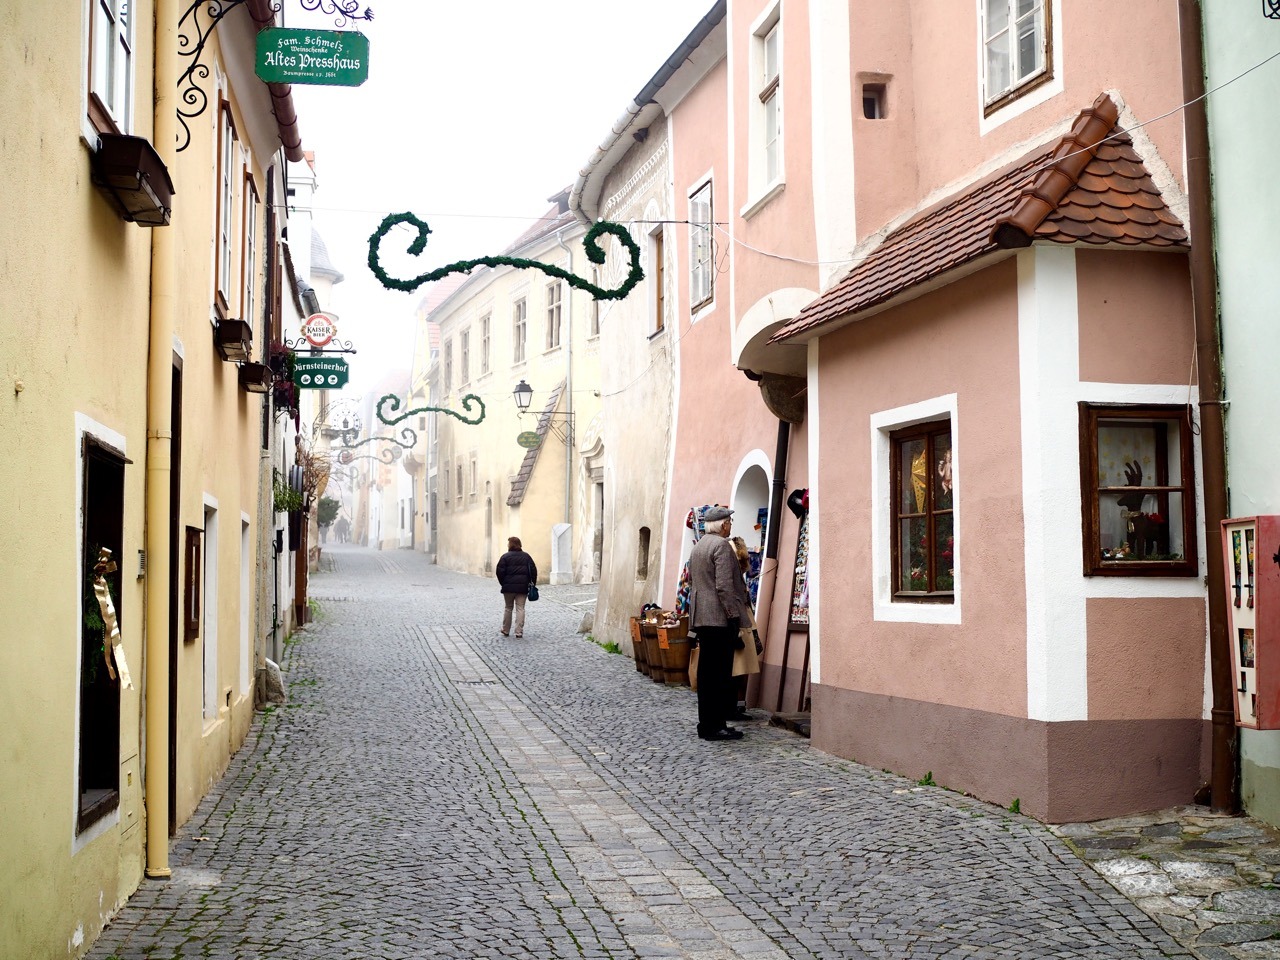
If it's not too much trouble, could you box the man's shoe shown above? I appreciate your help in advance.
[699,728,743,741]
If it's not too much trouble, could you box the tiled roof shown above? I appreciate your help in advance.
[506,381,567,507]
[773,94,1186,343]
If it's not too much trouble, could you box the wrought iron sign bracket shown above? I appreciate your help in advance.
[300,0,374,28]
[1267,0,1280,18]
[284,337,358,355]
[177,0,259,152]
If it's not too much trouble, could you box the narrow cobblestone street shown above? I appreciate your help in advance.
[89,545,1195,960]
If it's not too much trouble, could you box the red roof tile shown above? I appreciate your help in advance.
[772,93,1186,343]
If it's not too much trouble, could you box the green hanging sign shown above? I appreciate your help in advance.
[517,431,543,449]
[256,29,369,87]
[294,356,350,389]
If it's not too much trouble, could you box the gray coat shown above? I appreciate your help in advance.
[688,533,750,629]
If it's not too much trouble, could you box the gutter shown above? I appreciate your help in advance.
[1179,0,1237,813]
[247,0,304,161]
[569,0,727,225]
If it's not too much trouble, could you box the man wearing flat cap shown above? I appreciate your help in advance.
[689,505,750,741]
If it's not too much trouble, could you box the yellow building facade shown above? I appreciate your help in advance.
[0,1,303,955]
[427,194,603,585]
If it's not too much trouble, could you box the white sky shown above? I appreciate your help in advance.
[288,1,711,395]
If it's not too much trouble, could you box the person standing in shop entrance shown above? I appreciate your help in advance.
[496,536,537,638]
[688,505,749,741]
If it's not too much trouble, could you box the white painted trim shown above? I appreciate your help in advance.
[70,414,127,854]
[976,0,1065,137]
[1019,246,1086,721]
[202,496,220,723]
[807,340,822,682]
[172,334,185,361]
[869,394,962,626]
[809,0,858,291]
[687,170,717,321]
[745,1,785,210]
[740,178,786,220]
[239,515,252,696]
[732,287,818,370]
[732,449,773,496]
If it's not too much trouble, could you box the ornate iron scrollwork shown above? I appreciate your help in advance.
[334,427,416,465]
[284,337,358,355]
[177,0,269,152]
[299,0,373,28]
[1267,0,1280,18]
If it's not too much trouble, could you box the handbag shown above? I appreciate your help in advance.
[732,626,761,677]
[527,582,539,602]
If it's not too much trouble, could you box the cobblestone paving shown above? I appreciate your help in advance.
[89,545,1194,959]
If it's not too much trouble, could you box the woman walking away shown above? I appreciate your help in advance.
[496,536,537,638]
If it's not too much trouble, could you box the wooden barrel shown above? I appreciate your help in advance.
[640,622,664,683]
[629,617,649,675]
[658,638,692,685]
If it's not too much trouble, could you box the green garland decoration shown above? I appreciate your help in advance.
[367,214,644,301]
[377,392,486,428]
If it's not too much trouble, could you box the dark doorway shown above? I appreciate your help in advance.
[78,436,126,834]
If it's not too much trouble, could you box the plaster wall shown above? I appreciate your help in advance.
[591,127,679,651]
[665,56,783,610]
[1204,0,1280,826]
[0,3,155,954]
[850,0,1186,242]
[728,0,821,316]
[164,31,269,832]
[814,260,1027,714]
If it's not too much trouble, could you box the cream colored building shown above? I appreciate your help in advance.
[0,0,304,955]
[427,192,603,584]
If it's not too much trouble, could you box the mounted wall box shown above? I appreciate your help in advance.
[1221,515,1280,728]
[90,134,175,226]
[215,319,252,362]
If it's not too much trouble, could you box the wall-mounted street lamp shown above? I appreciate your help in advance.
[512,379,573,446]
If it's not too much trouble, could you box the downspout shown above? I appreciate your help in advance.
[556,230,574,527]
[144,0,178,878]
[1179,0,1237,813]
[751,420,791,701]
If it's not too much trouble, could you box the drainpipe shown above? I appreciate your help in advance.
[556,230,574,528]
[144,0,178,878]
[1179,0,1237,814]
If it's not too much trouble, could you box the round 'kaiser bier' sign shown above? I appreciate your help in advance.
[302,312,337,347]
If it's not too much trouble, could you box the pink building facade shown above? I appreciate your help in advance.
[584,0,1208,821]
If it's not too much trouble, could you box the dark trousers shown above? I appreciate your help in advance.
[695,625,737,736]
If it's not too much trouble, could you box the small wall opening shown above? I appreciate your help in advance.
[862,83,887,119]
[636,527,651,580]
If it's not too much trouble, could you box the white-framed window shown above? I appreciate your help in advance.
[459,328,470,386]
[241,177,258,330]
[982,0,1049,108]
[443,339,453,393]
[480,313,491,375]
[546,280,563,350]
[470,454,478,500]
[871,394,961,625]
[689,181,713,311]
[513,298,528,364]
[216,103,237,314]
[648,225,665,334]
[456,464,463,504]
[759,20,781,184]
[87,0,134,134]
